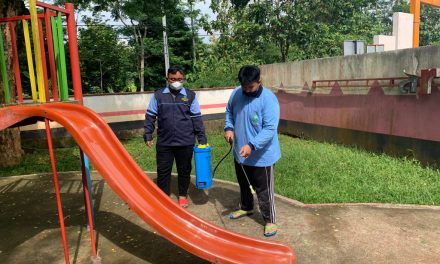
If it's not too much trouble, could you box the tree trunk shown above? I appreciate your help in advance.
[279,39,287,62]
[0,129,23,166]
[99,60,103,92]
[0,0,25,167]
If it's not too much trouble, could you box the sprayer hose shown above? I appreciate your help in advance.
[212,143,233,178]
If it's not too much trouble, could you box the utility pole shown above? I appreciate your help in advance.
[162,14,170,77]
[189,0,197,66]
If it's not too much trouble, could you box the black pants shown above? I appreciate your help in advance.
[235,160,276,224]
[156,145,193,196]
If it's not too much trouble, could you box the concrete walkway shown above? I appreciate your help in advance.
[0,172,439,264]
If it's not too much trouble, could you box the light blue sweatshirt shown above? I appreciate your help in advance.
[224,85,281,166]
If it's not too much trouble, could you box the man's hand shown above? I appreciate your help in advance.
[239,144,252,158]
[224,130,234,144]
[145,140,154,148]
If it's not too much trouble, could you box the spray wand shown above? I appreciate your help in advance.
[212,139,256,194]
[232,143,256,195]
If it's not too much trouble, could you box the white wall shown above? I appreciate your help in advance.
[374,12,414,51]
[21,88,234,131]
[373,35,396,51]
[393,12,414,50]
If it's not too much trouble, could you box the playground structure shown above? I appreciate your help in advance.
[0,1,82,104]
[0,1,296,264]
[1,2,89,263]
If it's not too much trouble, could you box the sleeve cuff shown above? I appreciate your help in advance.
[248,142,256,150]
[144,134,153,141]
[198,134,207,145]
[224,127,234,132]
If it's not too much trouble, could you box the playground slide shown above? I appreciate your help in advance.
[0,103,295,264]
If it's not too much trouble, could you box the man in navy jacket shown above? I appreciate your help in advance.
[144,66,207,208]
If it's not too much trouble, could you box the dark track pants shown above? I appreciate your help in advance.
[234,160,276,224]
[156,145,193,196]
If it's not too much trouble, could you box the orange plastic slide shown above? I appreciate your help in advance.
[0,103,295,264]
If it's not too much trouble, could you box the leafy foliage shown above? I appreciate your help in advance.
[60,0,193,91]
[420,5,440,46]
[78,19,136,93]
[55,0,440,90]
[210,0,387,62]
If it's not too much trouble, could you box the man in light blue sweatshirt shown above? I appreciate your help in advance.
[224,65,281,237]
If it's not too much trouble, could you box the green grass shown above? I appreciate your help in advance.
[2,132,440,205]
[0,147,81,176]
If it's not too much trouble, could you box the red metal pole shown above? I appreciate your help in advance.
[44,119,71,264]
[38,18,50,101]
[0,13,58,23]
[44,9,59,101]
[8,22,23,103]
[79,150,98,257]
[65,3,83,104]
[37,1,71,14]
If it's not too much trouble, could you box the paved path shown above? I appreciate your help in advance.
[0,172,439,263]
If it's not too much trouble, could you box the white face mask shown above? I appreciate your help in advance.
[170,81,183,90]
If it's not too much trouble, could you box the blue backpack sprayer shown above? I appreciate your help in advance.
[193,144,213,188]
[194,141,255,194]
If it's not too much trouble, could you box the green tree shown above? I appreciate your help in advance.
[419,5,440,46]
[114,0,195,90]
[60,0,195,91]
[290,0,385,59]
[186,39,261,88]
[208,0,385,62]
[78,19,135,93]
[111,0,167,91]
[183,0,209,67]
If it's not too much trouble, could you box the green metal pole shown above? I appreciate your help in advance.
[0,27,11,104]
[57,12,68,101]
[51,16,61,97]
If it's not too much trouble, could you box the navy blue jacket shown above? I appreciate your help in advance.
[144,87,207,146]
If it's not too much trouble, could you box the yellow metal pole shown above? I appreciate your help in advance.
[29,0,46,102]
[23,20,38,102]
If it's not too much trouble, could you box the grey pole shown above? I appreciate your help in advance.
[162,15,170,76]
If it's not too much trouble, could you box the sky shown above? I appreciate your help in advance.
[195,0,214,20]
